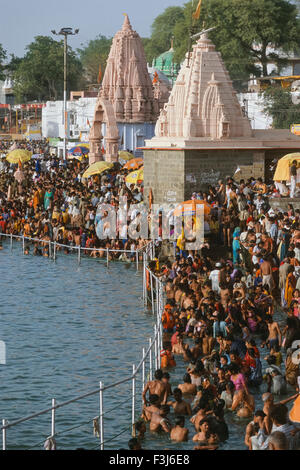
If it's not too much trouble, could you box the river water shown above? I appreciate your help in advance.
[0,240,293,450]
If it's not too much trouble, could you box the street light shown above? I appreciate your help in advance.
[51,27,79,161]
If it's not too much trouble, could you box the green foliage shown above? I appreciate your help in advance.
[0,44,7,81]
[263,86,300,128]
[13,36,83,103]
[77,35,112,85]
[144,6,185,64]
[171,0,300,89]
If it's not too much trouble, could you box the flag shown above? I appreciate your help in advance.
[97,64,102,84]
[192,0,202,20]
[87,118,90,128]
[152,71,159,85]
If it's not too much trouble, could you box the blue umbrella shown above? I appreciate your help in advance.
[68,146,89,157]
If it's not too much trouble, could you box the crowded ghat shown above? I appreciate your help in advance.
[1,139,300,451]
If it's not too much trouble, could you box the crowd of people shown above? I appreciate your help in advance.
[134,175,300,451]
[1,138,300,450]
[0,139,147,260]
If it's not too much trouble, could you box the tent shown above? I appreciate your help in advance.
[273,153,300,181]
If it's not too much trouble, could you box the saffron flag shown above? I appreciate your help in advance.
[87,118,90,127]
[97,64,102,84]
[152,71,159,85]
[192,0,202,20]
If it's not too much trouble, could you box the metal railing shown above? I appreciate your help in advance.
[0,248,164,450]
[0,232,155,271]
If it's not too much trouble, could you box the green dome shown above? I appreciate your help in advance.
[153,48,180,83]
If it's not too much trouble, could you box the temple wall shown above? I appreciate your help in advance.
[144,148,265,205]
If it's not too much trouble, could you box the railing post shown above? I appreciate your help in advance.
[136,251,139,271]
[106,248,109,268]
[143,255,146,306]
[53,242,56,261]
[142,348,145,404]
[10,233,13,251]
[22,235,25,254]
[2,419,6,450]
[49,241,52,259]
[99,381,104,450]
[154,325,158,370]
[132,365,136,437]
[78,246,81,265]
[149,338,153,380]
[150,273,154,315]
[51,398,56,439]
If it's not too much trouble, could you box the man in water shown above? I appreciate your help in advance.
[170,416,189,442]
[142,369,168,406]
[149,405,171,433]
[168,388,192,416]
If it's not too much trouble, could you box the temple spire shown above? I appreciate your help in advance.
[122,13,132,31]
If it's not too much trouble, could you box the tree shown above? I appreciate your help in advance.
[0,44,7,81]
[144,6,185,64]
[77,35,112,85]
[13,36,83,102]
[263,86,300,128]
[171,0,300,89]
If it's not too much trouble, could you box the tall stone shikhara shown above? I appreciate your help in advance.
[152,32,252,143]
[100,14,159,123]
[143,32,300,205]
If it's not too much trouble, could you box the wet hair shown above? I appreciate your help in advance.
[162,372,170,380]
[175,416,185,426]
[128,438,140,450]
[154,369,163,380]
[183,373,192,384]
[269,405,288,426]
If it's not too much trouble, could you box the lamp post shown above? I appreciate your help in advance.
[51,27,79,161]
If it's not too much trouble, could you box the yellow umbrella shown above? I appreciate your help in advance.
[119,150,134,161]
[125,167,144,185]
[82,161,114,178]
[6,149,32,164]
[173,200,211,217]
[123,157,143,170]
[273,153,300,181]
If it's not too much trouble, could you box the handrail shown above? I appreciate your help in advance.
[0,243,163,451]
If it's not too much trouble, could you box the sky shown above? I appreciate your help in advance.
[0,0,186,58]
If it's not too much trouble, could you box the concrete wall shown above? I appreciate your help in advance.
[144,148,260,205]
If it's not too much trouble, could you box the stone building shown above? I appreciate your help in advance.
[143,33,300,205]
[89,15,161,163]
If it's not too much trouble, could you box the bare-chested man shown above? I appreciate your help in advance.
[170,416,189,442]
[178,373,197,396]
[141,394,161,422]
[261,256,274,293]
[142,369,168,406]
[149,405,171,433]
[262,317,282,350]
[168,388,192,416]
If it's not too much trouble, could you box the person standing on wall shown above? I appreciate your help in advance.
[290,160,297,198]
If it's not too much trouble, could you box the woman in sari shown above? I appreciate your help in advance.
[285,268,297,308]
[44,186,53,211]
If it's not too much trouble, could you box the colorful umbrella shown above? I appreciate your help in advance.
[273,153,300,181]
[119,150,134,161]
[6,149,32,164]
[82,161,114,179]
[123,157,143,171]
[69,146,89,157]
[125,167,144,185]
[173,200,211,217]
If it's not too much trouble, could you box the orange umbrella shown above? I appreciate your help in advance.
[173,200,211,217]
[123,157,143,171]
